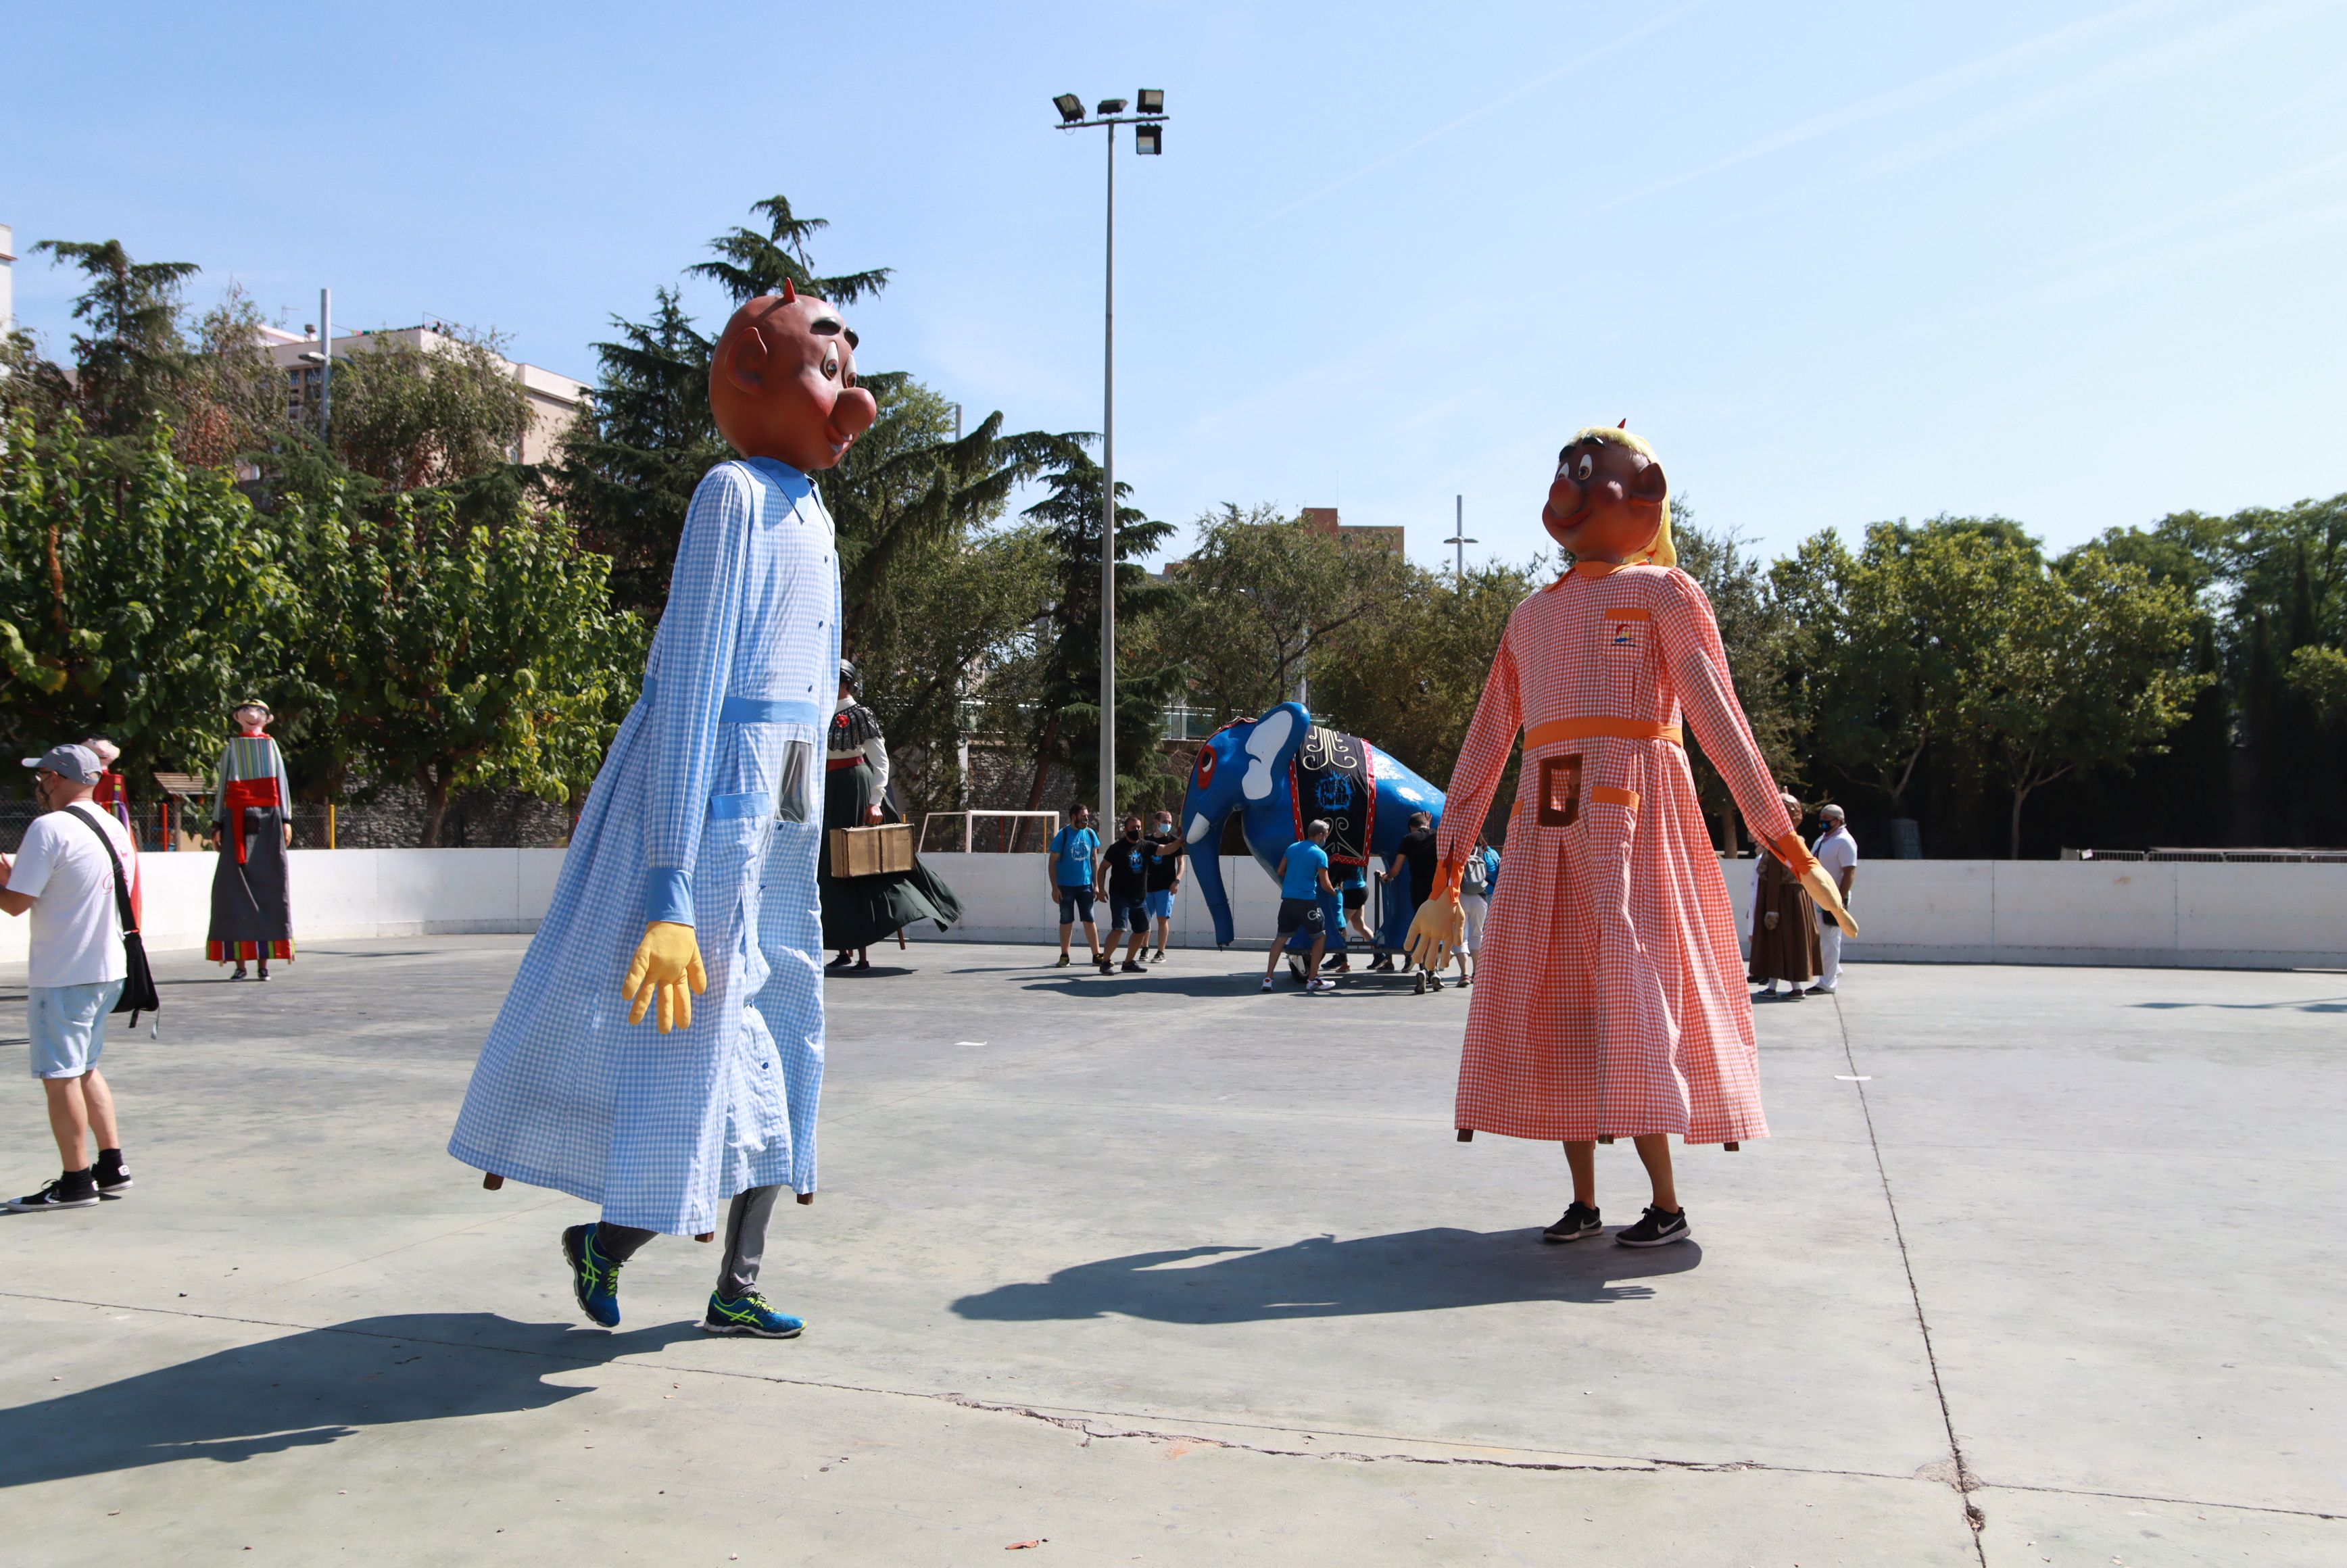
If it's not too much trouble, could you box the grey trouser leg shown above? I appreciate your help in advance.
[718,1184,783,1300]
[595,1219,657,1262]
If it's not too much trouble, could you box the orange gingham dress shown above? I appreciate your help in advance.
[1438,562,1797,1145]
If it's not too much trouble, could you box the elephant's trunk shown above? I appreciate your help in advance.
[1183,795,1237,948]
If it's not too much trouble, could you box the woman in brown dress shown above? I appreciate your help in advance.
[1748,792,1821,1000]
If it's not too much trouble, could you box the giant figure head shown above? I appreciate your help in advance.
[1541,424,1673,566]
[708,283,880,471]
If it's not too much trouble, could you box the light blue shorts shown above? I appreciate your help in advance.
[30,980,124,1079]
[1142,889,1175,921]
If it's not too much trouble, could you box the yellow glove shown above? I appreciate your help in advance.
[1770,832,1860,939]
[1799,864,1859,938]
[1403,861,1466,971]
[623,921,708,1033]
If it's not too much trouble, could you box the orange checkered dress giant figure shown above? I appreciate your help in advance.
[1436,558,1793,1144]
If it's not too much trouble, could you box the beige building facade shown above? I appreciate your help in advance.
[256,322,586,465]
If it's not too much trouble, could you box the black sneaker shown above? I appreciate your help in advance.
[93,1158,133,1199]
[9,1173,100,1212]
[1426,972,1445,991]
[1120,958,1146,973]
[1096,958,1114,975]
[1614,1205,1691,1248]
[1543,1202,1602,1243]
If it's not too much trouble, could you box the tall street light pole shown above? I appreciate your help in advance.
[298,287,335,442]
[1054,89,1165,832]
[1443,494,1478,585]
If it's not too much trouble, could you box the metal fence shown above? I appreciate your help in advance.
[0,800,341,855]
[2064,847,2347,863]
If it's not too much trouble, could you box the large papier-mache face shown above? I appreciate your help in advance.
[1541,435,1670,564]
[708,283,881,472]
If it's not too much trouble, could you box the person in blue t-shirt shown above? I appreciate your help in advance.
[1261,819,1338,994]
[1045,805,1104,968]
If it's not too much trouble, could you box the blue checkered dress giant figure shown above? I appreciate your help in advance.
[1180,701,1447,950]
[449,456,838,1231]
[450,287,880,1340]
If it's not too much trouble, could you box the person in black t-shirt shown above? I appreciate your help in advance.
[1142,808,1183,961]
[1380,812,1444,988]
[1099,814,1154,975]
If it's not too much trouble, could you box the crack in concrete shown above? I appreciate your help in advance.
[1831,994,1991,1562]
[10,1286,2341,1523]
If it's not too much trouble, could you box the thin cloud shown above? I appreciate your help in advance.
[1593,0,2196,216]
[1241,1,1705,234]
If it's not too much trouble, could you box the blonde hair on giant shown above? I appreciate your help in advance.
[1566,425,1674,568]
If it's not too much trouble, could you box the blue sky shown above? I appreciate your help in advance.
[10,1,2344,571]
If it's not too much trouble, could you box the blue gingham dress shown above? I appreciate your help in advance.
[448,458,838,1235]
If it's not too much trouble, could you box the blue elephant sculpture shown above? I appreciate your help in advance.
[1179,700,1447,949]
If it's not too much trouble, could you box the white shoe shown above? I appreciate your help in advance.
[1260,977,1275,991]
[1307,978,1336,993]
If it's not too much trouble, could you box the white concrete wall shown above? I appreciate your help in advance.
[923,852,2347,971]
[0,848,566,966]
[5,848,2335,971]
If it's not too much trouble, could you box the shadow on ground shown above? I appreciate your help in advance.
[0,1312,700,1487]
[953,1229,1701,1323]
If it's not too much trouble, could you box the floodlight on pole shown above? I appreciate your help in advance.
[1048,88,1171,834]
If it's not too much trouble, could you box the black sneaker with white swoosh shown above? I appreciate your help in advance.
[1614,1205,1691,1248]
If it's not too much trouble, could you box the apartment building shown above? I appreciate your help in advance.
[257,321,587,465]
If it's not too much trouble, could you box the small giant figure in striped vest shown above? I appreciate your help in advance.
[1407,426,1856,1252]
[449,284,877,1339]
[208,700,294,979]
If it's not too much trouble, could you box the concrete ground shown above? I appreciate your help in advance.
[0,937,2339,1567]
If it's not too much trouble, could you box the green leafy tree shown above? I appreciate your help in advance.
[325,328,534,494]
[853,521,1058,818]
[1775,519,2035,826]
[296,487,644,845]
[1021,450,1182,812]
[1672,510,1803,850]
[1960,542,2206,857]
[1309,557,1534,823]
[1164,504,1413,726]
[31,239,198,439]
[176,284,297,471]
[0,414,304,783]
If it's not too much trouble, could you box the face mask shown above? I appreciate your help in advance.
[1124,829,1140,841]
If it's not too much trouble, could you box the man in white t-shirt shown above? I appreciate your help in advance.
[1810,804,1859,995]
[1,743,137,1212]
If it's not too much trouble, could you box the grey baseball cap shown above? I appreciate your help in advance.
[22,743,102,783]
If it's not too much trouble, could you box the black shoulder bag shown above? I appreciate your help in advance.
[64,804,162,1027]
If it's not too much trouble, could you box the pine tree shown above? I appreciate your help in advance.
[553,289,726,614]
[686,195,893,305]
[31,239,199,439]
[1020,449,1183,813]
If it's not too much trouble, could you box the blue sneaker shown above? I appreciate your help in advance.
[560,1223,624,1327]
[702,1291,804,1338]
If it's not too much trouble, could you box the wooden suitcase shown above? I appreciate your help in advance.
[828,823,915,878]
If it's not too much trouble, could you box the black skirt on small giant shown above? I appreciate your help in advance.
[818,759,963,951]
[208,808,295,962]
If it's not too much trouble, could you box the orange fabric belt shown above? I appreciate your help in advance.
[1523,716,1683,750]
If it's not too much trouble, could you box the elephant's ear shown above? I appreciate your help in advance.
[1241,706,1303,801]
